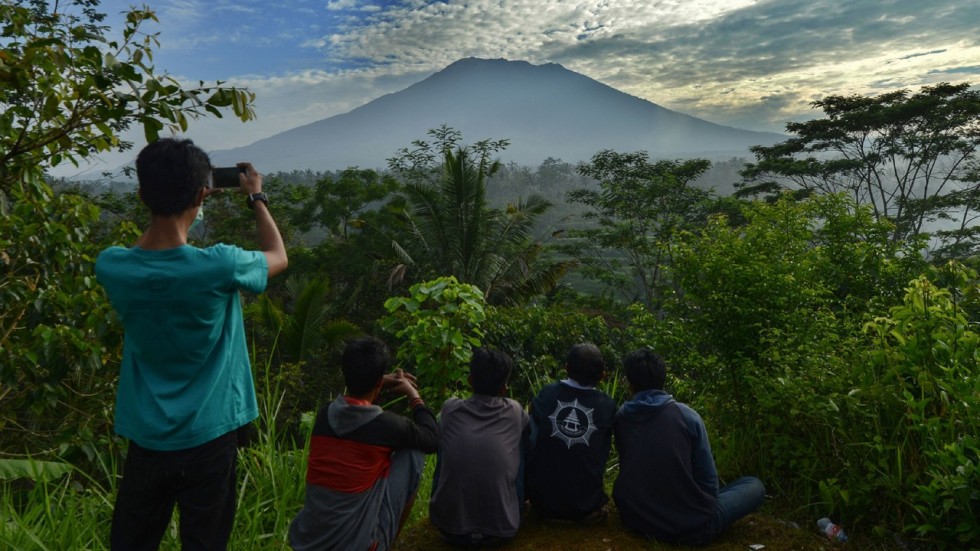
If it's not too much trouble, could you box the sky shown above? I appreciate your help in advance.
[67,0,980,177]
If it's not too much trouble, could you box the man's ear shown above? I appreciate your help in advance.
[194,186,206,207]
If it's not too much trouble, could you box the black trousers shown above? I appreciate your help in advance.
[110,429,239,551]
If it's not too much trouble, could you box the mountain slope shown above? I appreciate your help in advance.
[210,58,784,171]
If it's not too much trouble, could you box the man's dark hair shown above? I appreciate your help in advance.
[469,347,513,396]
[136,138,212,216]
[623,348,667,392]
[342,336,392,396]
[565,343,604,387]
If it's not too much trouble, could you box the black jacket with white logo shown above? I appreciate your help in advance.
[526,381,617,519]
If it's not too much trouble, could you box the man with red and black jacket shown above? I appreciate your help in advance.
[289,337,439,551]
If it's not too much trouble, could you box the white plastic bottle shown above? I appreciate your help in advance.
[817,517,848,542]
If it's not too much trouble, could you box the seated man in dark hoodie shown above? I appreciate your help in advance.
[289,336,439,551]
[613,348,765,546]
[526,343,617,521]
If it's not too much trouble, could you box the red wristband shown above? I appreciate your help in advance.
[409,397,425,409]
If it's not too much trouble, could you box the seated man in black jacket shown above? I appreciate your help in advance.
[526,343,617,521]
[613,348,765,545]
[289,336,439,551]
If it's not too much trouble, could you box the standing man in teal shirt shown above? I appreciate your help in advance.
[95,138,288,550]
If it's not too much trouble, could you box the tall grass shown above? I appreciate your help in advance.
[0,470,115,550]
[0,357,310,550]
[229,354,308,549]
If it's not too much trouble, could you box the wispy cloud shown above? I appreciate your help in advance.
[928,65,980,76]
[898,49,948,61]
[94,0,980,146]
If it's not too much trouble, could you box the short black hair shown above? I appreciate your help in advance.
[469,347,513,396]
[136,138,211,216]
[622,348,667,392]
[342,337,391,396]
[565,343,604,386]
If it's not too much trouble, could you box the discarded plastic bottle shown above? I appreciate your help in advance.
[817,517,848,542]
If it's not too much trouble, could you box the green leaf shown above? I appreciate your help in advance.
[142,116,163,143]
[0,459,72,482]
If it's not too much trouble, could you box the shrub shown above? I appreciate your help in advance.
[853,266,979,547]
[0,183,135,469]
[381,277,486,407]
[483,305,624,402]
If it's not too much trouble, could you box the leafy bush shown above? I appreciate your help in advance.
[0,182,135,467]
[483,305,625,401]
[853,266,979,547]
[381,277,487,406]
[909,436,979,547]
[661,193,978,548]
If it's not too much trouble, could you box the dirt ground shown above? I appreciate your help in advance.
[394,505,847,551]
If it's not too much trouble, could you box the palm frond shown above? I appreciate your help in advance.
[490,257,577,305]
[394,139,558,306]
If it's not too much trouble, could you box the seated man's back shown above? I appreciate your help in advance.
[289,337,438,551]
[614,390,718,537]
[613,348,765,546]
[429,348,529,544]
[527,343,616,521]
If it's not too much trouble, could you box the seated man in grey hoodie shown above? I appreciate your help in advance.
[428,347,530,546]
[613,348,765,546]
[289,336,439,551]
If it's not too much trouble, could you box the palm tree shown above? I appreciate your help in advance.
[393,145,572,304]
[250,274,360,365]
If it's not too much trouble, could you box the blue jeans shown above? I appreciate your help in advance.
[678,476,766,546]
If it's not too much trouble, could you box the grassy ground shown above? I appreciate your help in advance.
[394,455,854,551]
[395,504,841,551]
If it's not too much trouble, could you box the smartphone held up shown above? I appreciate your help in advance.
[211,166,245,188]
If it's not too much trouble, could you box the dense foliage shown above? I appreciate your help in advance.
[740,83,980,260]
[387,126,573,304]
[1,3,977,547]
[564,151,713,310]
[382,276,487,407]
[662,195,975,547]
[0,0,256,460]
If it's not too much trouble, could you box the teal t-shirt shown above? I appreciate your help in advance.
[96,244,268,451]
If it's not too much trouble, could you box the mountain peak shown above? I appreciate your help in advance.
[444,57,534,68]
[211,58,784,172]
[437,57,568,78]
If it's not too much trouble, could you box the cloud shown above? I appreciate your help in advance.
[327,0,359,10]
[91,0,980,148]
[534,0,980,130]
[303,0,755,74]
[281,0,976,133]
[928,65,980,76]
[898,49,947,61]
